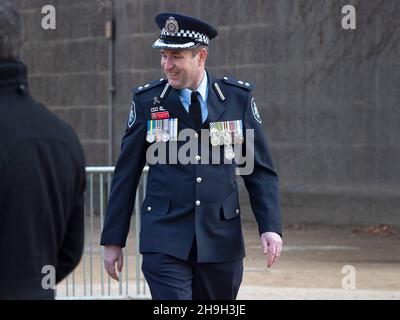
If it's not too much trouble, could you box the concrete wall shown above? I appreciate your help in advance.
[14,0,400,226]
[16,0,110,165]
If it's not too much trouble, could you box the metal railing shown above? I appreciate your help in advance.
[56,166,150,300]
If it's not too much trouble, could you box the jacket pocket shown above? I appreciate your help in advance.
[142,198,170,216]
[222,190,241,220]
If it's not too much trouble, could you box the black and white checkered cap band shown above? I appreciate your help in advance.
[161,28,209,45]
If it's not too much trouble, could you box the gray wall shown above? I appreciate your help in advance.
[15,0,400,226]
[17,0,110,164]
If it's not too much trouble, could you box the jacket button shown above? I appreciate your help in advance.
[18,84,26,94]
[195,155,201,161]
[236,209,240,214]
[195,133,199,138]
[195,200,201,206]
[147,206,152,211]
[196,177,202,183]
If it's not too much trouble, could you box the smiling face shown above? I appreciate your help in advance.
[160,47,208,90]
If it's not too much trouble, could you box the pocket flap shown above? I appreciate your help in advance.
[222,190,240,220]
[142,198,170,215]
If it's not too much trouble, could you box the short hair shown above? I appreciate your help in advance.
[0,0,22,60]
[191,44,208,57]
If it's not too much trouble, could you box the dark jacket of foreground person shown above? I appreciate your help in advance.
[0,60,86,299]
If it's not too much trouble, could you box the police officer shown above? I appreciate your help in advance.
[0,1,86,299]
[101,12,282,300]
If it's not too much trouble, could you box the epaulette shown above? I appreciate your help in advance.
[133,78,167,94]
[221,76,255,91]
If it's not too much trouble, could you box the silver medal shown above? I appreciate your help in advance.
[210,135,220,146]
[224,145,235,160]
[234,133,244,144]
[146,133,155,143]
[219,134,225,146]
[223,131,232,145]
[162,119,170,142]
[155,131,162,142]
[162,132,170,142]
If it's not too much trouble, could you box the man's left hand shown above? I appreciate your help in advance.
[260,232,283,268]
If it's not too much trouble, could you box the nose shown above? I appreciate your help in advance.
[163,57,174,71]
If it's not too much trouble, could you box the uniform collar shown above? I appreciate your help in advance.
[0,60,29,95]
[180,70,208,103]
[166,70,225,129]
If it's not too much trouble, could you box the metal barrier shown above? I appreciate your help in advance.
[56,166,150,300]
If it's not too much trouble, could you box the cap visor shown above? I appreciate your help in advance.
[152,39,196,49]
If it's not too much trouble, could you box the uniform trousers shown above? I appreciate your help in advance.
[141,239,243,300]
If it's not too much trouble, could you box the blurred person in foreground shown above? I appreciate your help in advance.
[0,0,86,299]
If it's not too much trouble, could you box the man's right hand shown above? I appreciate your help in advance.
[103,245,123,281]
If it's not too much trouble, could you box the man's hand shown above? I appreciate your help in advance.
[103,245,123,281]
[260,232,283,268]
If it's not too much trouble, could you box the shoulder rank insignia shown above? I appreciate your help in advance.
[133,78,167,94]
[221,76,255,91]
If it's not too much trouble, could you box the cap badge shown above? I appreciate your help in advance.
[165,16,179,35]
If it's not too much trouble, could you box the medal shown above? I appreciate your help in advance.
[168,118,173,141]
[162,119,170,142]
[168,118,178,141]
[209,122,219,146]
[215,122,223,145]
[173,118,178,141]
[209,122,218,134]
[210,121,243,147]
[146,120,155,143]
[210,135,219,146]
[224,145,235,160]
[234,134,244,144]
[162,132,170,142]
[233,120,244,144]
[146,133,155,143]
[155,120,162,142]
[223,132,231,145]
[223,122,232,145]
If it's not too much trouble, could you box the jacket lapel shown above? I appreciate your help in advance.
[165,87,195,129]
[203,73,226,129]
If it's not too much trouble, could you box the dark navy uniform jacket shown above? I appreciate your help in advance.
[101,71,281,263]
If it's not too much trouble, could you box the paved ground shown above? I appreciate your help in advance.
[237,221,400,299]
[56,218,400,300]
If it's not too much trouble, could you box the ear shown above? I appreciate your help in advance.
[198,48,208,67]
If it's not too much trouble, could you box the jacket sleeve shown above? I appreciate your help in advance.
[240,93,282,237]
[56,159,86,283]
[100,94,147,247]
